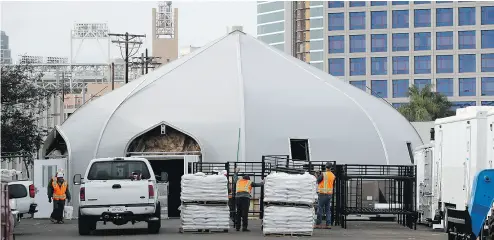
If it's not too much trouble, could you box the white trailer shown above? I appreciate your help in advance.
[413,143,440,225]
[434,107,492,231]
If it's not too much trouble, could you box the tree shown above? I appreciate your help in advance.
[1,64,59,175]
[398,85,454,122]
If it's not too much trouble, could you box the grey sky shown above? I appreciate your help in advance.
[1,1,257,63]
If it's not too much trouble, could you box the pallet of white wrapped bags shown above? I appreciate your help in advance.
[264,172,317,205]
[180,204,230,233]
[262,205,315,236]
[181,172,228,203]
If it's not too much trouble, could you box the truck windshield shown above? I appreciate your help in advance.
[87,161,151,180]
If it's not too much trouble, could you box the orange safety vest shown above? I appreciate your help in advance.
[236,179,252,194]
[318,171,335,194]
[52,177,68,201]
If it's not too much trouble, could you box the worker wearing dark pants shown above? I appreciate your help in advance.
[233,169,263,232]
[316,162,336,229]
[48,172,71,224]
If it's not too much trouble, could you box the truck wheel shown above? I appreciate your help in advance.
[78,210,96,235]
[148,204,161,234]
[443,208,450,233]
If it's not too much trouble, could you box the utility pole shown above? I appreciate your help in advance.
[130,48,161,76]
[111,62,115,90]
[108,32,145,84]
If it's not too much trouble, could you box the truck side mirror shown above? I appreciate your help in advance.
[73,174,83,185]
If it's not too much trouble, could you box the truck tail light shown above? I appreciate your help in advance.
[29,184,35,198]
[80,187,85,201]
[148,185,154,198]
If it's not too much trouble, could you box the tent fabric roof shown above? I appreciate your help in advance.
[57,31,422,167]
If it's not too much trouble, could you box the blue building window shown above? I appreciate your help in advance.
[392,1,409,5]
[414,1,430,4]
[481,6,494,25]
[415,79,431,91]
[436,55,453,74]
[329,13,345,31]
[393,10,409,29]
[371,80,388,98]
[482,30,494,49]
[350,80,366,91]
[436,8,453,27]
[393,56,409,74]
[328,1,344,8]
[329,58,345,76]
[459,54,476,73]
[436,78,453,97]
[393,79,409,98]
[328,36,345,54]
[350,35,366,53]
[371,57,388,75]
[392,103,407,109]
[459,7,476,26]
[392,33,409,51]
[437,1,452,3]
[371,34,387,52]
[482,77,494,96]
[350,12,366,30]
[482,54,494,72]
[350,1,366,7]
[414,9,431,28]
[482,101,494,106]
[414,32,431,51]
[459,78,476,96]
[436,31,453,50]
[350,58,366,76]
[459,31,476,49]
[371,1,387,6]
[451,102,476,111]
[371,11,387,29]
[414,56,431,74]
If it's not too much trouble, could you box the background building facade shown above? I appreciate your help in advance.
[1,31,12,64]
[257,1,494,109]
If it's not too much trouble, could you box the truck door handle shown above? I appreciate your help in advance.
[112,184,121,189]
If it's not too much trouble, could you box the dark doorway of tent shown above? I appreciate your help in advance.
[290,139,310,161]
[126,123,201,218]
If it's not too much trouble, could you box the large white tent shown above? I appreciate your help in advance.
[44,30,422,178]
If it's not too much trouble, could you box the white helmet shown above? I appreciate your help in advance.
[56,172,64,178]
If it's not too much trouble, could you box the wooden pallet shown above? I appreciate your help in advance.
[263,232,313,237]
[179,228,229,233]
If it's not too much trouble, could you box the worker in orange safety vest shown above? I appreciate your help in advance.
[315,162,336,229]
[234,168,264,232]
[48,171,71,224]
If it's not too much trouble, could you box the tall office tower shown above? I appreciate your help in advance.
[258,1,494,109]
[1,31,12,64]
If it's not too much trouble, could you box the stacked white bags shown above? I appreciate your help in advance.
[180,172,229,231]
[263,172,317,235]
[181,172,228,202]
[263,206,315,234]
[180,205,230,230]
[264,172,317,204]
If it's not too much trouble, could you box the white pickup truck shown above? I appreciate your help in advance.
[73,157,162,235]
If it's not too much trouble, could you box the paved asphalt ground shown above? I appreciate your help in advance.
[15,218,447,240]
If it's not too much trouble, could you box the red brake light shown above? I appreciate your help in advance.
[29,184,35,198]
[80,187,85,201]
[148,185,154,198]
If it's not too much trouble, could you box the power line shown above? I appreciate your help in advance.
[108,32,146,84]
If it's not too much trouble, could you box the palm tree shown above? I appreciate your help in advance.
[398,85,454,122]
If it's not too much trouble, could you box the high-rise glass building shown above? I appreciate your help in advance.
[1,31,12,64]
[257,1,494,109]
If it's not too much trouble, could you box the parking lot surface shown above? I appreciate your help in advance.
[15,218,447,240]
